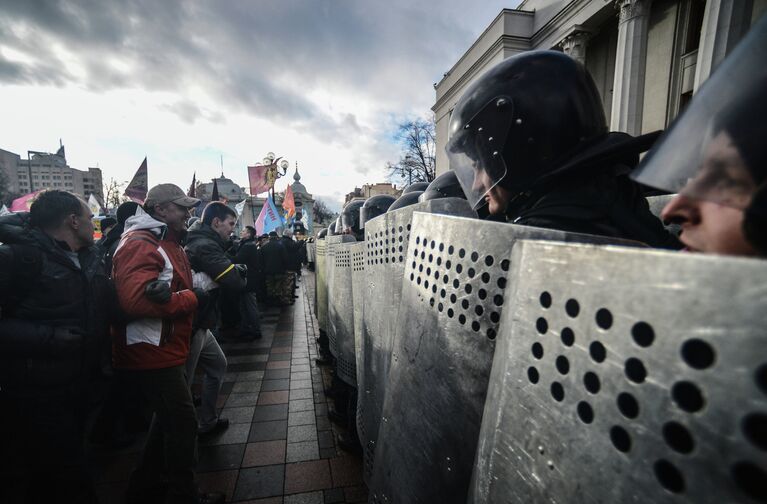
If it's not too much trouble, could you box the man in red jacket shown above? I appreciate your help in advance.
[111,184,223,504]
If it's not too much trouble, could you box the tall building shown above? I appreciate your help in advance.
[433,0,766,174]
[0,144,103,202]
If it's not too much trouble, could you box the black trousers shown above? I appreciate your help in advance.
[123,365,199,504]
[0,389,97,504]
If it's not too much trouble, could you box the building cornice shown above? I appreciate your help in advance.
[530,0,606,48]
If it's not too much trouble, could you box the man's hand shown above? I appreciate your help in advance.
[145,280,172,304]
[234,264,248,279]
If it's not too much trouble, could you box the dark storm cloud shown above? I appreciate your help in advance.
[0,0,507,147]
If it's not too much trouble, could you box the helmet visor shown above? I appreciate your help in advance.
[447,96,514,210]
[633,20,767,210]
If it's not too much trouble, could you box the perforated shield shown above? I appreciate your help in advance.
[326,235,355,361]
[306,240,316,264]
[470,241,767,504]
[315,239,328,332]
[370,214,641,504]
[331,240,357,386]
[351,242,366,409]
[360,198,475,484]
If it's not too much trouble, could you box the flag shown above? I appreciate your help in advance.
[282,184,296,219]
[10,190,42,212]
[0,204,10,216]
[247,164,270,195]
[87,194,101,215]
[188,172,196,197]
[235,199,246,217]
[255,195,284,235]
[211,179,220,202]
[125,157,148,204]
[301,208,309,230]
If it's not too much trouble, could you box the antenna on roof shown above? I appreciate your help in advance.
[220,154,224,177]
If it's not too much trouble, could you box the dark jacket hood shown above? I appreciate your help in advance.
[186,221,227,249]
[0,212,37,246]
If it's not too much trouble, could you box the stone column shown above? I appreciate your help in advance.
[559,29,592,65]
[693,0,753,92]
[610,0,652,135]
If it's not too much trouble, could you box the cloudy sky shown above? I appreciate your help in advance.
[0,0,514,209]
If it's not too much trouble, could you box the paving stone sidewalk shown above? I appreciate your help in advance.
[91,269,367,503]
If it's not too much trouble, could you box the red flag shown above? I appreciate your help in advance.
[125,157,148,204]
[10,190,42,212]
[282,184,295,219]
[248,164,271,195]
[211,178,220,201]
[188,172,196,197]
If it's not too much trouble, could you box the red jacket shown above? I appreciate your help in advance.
[111,212,198,370]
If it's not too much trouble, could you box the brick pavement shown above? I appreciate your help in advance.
[91,269,367,503]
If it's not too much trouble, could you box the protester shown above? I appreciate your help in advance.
[234,225,264,339]
[185,201,248,437]
[447,50,679,248]
[111,184,223,504]
[261,231,290,305]
[0,189,107,503]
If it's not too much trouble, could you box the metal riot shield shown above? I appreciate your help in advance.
[370,213,641,504]
[326,234,355,359]
[331,240,357,386]
[350,242,366,408]
[315,239,328,333]
[470,241,767,504]
[360,198,476,484]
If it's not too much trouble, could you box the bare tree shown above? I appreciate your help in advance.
[103,177,129,212]
[387,117,437,186]
[313,198,334,226]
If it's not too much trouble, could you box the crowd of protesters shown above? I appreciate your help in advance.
[0,184,308,504]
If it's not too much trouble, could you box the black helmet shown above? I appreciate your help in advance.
[389,191,423,212]
[341,199,366,239]
[447,50,607,209]
[328,221,337,235]
[402,182,429,194]
[317,228,328,239]
[418,171,467,202]
[360,195,396,228]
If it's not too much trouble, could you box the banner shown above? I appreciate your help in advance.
[0,205,9,216]
[125,157,148,204]
[235,199,246,217]
[255,195,284,235]
[282,184,296,219]
[211,179,220,202]
[187,172,196,197]
[10,190,42,212]
[248,164,271,195]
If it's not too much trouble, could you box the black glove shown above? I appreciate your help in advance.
[50,326,85,356]
[192,288,210,309]
[145,280,172,304]
[234,264,248,279]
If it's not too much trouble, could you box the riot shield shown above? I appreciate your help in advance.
[470,240,767,504]
[326,234,355,359]
[331,240,358,386]
[370,213,641,504]
[360,198,476,484]
[351,242,367,400]
[315,239,328,333]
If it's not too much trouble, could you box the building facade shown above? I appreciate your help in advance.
[433,0,766,174]
[344,182,402,203]
[0,144,104,202]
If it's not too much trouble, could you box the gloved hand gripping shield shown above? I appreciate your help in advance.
[447,96,514,210]
[632,18,766,213]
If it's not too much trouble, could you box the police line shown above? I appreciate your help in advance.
[314,204,767,504]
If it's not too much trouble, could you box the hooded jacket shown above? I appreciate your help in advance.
[0,212,109,395]
[110,209,198,370]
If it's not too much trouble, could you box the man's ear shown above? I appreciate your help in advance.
[69,212,81,230]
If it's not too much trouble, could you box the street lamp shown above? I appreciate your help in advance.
[262,152,290,200]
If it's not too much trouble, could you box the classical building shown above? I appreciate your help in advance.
[344,182,402,203]
[433,0,766,174]
[0,144,104,202]
[196,174,249,202]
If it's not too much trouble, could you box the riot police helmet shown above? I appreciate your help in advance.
[317,228,328,239]
[418,171,467,202]
[388,191,423,212]
[328,221,337,235]
[341,198,366,239]
[634,18,767,256]
[402,182,429,194]
[447,50,607,209]
[360,195,396,228]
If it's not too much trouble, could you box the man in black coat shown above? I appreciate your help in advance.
[261,231,289,305]
[0,190,108,504]
[184,202,246,437]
